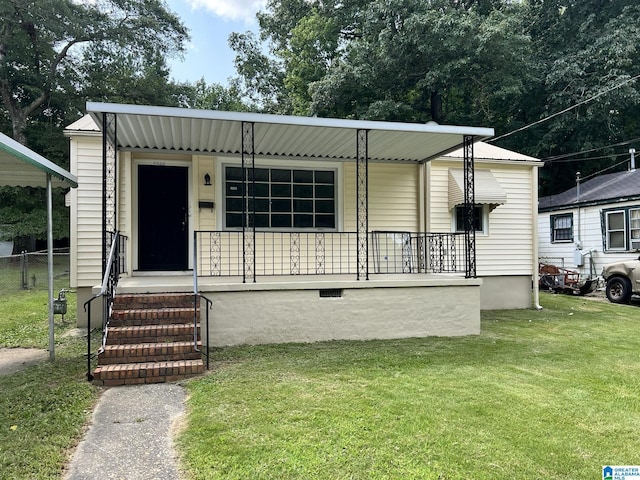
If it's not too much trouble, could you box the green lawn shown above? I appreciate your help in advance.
[0,289,100,480]
[1,290,638,479]
[178,293,640,480]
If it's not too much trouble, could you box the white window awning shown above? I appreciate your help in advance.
[448,169,507,211]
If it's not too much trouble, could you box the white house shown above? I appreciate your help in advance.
[65,103,542,349]
[538,166,640,279]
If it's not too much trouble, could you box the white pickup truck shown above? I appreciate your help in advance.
[602,257,640,304]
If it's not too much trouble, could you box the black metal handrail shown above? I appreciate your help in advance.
[194,230,466,278]
[83,231,127,381]
[193,235,213,369]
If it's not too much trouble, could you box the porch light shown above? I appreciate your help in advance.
[204,173,211,186]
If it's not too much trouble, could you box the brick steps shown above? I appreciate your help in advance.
[99,341,202,364]
[108,324,198,344]
[92,292,205,386]
[94,359,205,386]
[110,307,197,326]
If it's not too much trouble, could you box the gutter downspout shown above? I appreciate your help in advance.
[533,166,542,310]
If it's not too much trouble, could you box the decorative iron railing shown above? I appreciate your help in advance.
[194,230,466,279]
[84,231,127,381]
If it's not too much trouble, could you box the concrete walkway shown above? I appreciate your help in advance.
[64,383,186,480]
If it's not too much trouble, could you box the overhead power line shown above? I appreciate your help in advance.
[488,73,640,143]
[581,159,629,182]
[545,151,630,164]
[542,137,640,162]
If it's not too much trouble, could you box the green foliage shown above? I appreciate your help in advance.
[232,0,640,195]
[179,294,640,479]
[0,0,192,242]
[182,79,253,112]
[0,186,69,242]
[0,0,188,143]
[0,290,99,479]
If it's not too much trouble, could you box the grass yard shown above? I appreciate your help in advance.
[179,293,640,480]
[0,290,100,479]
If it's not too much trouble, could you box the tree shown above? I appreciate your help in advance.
[513,0,640,194]
[0,0,188,146]
[0,0,189,249]
[180,78,253,112]
[237,0,533,124]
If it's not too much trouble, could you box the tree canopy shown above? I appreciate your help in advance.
[0,0,191,249]
[3,0,640,248]
[231,0,640,195]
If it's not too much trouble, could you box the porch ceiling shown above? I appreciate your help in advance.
[86,103,494,163]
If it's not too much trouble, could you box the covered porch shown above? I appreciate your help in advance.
[78,102,493,345]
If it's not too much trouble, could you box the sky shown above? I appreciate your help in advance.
[166,0,267,86]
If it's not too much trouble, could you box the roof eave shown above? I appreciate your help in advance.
[86,102,494,138]
[0,132,78,188]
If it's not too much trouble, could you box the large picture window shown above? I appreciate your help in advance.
[224,166,336,229]
[551,213,573,242]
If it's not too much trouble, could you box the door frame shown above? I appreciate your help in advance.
[132,159,194,273]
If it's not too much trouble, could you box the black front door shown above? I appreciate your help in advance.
[138,165,189,271]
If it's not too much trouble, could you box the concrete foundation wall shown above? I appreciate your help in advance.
[76,286,104,329]
[202,281,481,346]
[479,275,532,310]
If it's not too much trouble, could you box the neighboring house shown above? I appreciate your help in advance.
[65,103,542,347]
[538,166,640,278]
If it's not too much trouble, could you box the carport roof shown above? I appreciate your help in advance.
[0,132,77,188]
[85,102,494,163]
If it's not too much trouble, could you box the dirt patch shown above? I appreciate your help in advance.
[0,348,48,376]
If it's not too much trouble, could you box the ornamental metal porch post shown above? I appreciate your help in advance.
[101,112,118,329]
[463,135,476,278]
[356,129,369,280]
[241,121,256,283]
[102,112,117,277]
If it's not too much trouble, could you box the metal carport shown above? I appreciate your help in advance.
[0,131,78,360]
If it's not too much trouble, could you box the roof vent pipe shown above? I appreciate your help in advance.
[576,171,581,202]
[630,148,636,171]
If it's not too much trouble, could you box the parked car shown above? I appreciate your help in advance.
[602,257,640,304]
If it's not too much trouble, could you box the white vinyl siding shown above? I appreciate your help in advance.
[70,135,103,287]
[343,163,419,232]
[429,160,535,276]
[538,201,640,277]
[196,155,216,231]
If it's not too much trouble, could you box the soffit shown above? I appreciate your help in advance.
[85,103,494,163]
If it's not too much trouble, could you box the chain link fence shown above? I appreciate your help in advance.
[0,249,70,295]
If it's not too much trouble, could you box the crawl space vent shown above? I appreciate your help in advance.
[319,289,343,298]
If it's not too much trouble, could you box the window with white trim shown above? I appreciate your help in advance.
[224,166,336,229]
[551,213,573,243]
[454,205,484,233]
[605,210,626,250]
[630,208,640,248]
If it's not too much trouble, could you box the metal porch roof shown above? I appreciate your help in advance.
[0,132,78,188]
[86,102,494,163]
